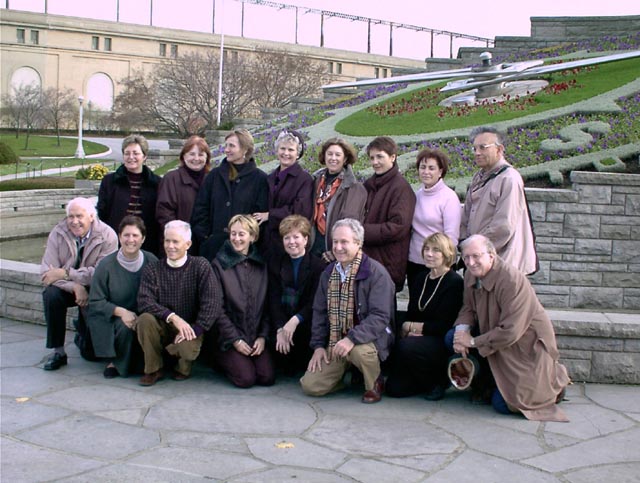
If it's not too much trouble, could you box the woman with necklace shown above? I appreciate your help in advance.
[386,233,463,400]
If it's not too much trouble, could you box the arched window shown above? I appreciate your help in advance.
[86,73,114,110]
[10,66,41,91]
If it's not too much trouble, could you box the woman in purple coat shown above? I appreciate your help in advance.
[254,129,314,258]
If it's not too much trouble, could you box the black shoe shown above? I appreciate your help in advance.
[424,385,446,401]
[103,366,119,379]
[43,353,67,371]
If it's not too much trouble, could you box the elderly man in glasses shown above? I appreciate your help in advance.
[451,234,569,422]
[459,126,538,275]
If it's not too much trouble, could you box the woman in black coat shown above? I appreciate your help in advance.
[97,134,161,255]
[268,215,324,374]
[191,129,268,262]
[253,129,314,258]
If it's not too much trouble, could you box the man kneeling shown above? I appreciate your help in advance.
[300,219,395,403]
[136,220,222,385]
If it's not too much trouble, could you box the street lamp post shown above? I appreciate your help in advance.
[75,95,86,161]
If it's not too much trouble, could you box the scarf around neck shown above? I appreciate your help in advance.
[327,249,363,353]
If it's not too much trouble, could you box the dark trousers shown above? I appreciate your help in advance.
[43,285,83,349]
[386,335,450,397]
[214,346,275,388]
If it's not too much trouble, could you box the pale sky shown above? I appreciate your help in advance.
[3,0,638,59]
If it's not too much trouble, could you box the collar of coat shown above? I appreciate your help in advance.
[220,157,258,177]
[325,252,372,281]
[364,163,399,190]
[466,255,510,292]
[113,164,159,184]
[216,239,264,270]
[312,165,357,188]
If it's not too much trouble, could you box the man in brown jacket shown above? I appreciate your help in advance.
[453,235,569,422]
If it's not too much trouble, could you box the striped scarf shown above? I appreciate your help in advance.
[327,249,362,353]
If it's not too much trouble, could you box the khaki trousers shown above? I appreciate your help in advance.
[136,313,202,376]
[300,342,380,396]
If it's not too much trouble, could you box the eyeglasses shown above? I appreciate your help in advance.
[471,143,500,153]
[462,252,487,263]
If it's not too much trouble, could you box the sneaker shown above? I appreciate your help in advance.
[424,385,446,401]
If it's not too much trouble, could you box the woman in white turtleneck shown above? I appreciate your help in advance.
[406,148,462,290]
[88,216,158,378]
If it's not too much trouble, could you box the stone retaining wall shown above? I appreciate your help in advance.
[527,171,640,310]
[1,258,636,384]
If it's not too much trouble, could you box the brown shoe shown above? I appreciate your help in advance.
[172,370,189,381]
[139,369,164,386]
[362,376,384,404]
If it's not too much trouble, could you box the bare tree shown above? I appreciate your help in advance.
[250,49,329,108]
[2,85,43,149]
[41,87,76,146]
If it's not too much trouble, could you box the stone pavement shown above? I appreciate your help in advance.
[1,318,639,483]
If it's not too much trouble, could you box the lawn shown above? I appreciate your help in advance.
[335,56,640,136]
[0,133,107,157]
[0,176,76,191]
[0,158,116,177]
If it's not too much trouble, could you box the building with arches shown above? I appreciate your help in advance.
[1,9,425,119]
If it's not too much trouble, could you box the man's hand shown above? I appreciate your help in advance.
[171,314,196,344]
[332,337,354,359]
[307,347,330,373]
[453,328,473,357]
[251,337,266,357]
[41,265,66,286]
[72,284,89,307]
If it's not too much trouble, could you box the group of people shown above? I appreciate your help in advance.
[39,126,569,422]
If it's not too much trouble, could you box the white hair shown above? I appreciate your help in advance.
[66,197,96,217]
[332,218,364,245]
[460,234,497,256]
[164,220,192,242]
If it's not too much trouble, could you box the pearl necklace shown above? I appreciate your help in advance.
[417,270,446,312]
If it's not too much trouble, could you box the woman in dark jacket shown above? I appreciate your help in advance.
[386,233,463,401]
[156,135,211,253]
[211,215,274,388]
[253,129,314,258]
[191,129,268,262]
[98,134,161,255]
[268,215,324,374]
[362,136,416,292]
[310,138,367,262]
[88,216,157,378]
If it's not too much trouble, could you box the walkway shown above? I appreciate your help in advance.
[2,318,639,482]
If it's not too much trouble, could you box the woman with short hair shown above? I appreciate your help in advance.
[253,129,314,257]
[386,233,463,400]
[88,216,158,378]
[98,134,162,255]
[407,148,461,289]
[211,215,274,387]
[156,136,211,253]
[310,138,367,262]
[268,215,324,373]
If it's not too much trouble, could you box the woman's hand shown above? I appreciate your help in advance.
[233,339,253,356]
[114,307,137,329]
[251,337,266,357]
[401,321,423,338]
[276,317,298,354]
[252,212,269,224]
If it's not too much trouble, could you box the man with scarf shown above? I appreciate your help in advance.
[300,218,395,404]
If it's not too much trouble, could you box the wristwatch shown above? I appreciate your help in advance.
[470,337,476,347]
[64,269,70,281]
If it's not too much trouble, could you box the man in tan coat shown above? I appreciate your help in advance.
[453,235,569,422]
[460,126,537,275]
